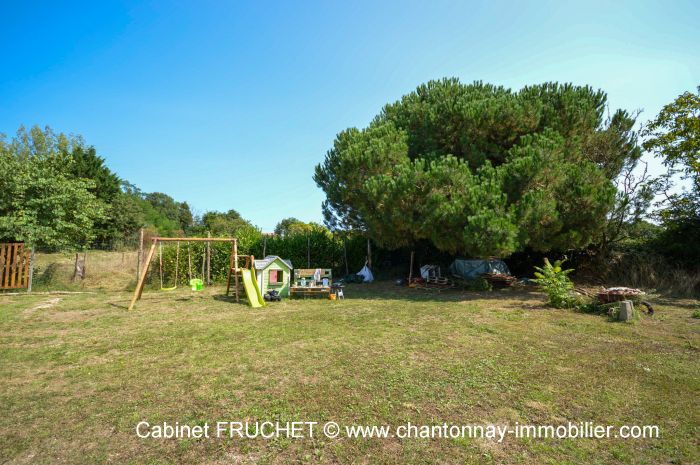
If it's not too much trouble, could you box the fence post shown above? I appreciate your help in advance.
[206,232,211,285]
[73,253,82,281]
[201,243,205,281]
[27,246,35,293]
[137,228,144,282]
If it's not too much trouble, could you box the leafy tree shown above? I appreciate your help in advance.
[65,144,125,245]
[178,202,194,233]
[274,217,321,237]
[580,109,660,254]
[198,209,251,236]
[0,126,106,250]
[68,144,121,202]
[108,190,146,240]
[143,192,193,235]
[642,87,700,178]
[315,79,632,257]
[641,87,700,263]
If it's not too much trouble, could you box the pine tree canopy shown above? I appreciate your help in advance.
[314,79,639,257]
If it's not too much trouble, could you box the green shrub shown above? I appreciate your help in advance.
[532,258,575,308]
[465,277,492,292]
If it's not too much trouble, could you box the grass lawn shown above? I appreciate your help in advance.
[1,283,698,464]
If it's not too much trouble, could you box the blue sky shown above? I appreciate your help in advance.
[1,0,698,231]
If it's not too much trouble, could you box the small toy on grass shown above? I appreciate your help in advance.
[264,290,281,302]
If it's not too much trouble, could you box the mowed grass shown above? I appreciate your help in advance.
[0,284,698,464]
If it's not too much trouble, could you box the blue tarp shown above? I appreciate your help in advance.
[448,259,511,279]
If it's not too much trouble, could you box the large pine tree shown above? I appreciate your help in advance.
[314,79,640,257]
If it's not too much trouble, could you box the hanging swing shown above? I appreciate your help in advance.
[159,241,179,291]
[187,241,205,291]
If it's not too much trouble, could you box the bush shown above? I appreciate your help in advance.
[532,258,575,308]
[465,277,492,292]
[601,250,699,297]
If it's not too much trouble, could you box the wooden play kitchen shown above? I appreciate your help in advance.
[290,268,333,298]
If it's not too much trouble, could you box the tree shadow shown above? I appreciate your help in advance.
[339,281,545,304]
[212,294,245,304]
[108,301,129,310]
[653,297,699,309]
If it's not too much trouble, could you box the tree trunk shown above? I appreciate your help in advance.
[343,236,349,276]
[27,246,35,293]
[73,253,85,281]
[366,238,372,269]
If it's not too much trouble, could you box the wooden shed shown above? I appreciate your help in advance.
[253,255,293,297]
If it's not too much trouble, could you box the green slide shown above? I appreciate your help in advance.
[240,268,265,308]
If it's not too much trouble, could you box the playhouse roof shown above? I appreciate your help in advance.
[253,255,293,271]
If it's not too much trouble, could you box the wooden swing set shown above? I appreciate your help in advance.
[128,236,250,310]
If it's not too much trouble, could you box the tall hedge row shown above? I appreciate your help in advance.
[147,230,376,287]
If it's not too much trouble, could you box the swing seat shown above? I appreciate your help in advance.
[189,279,204,291]
[160,285,177,291]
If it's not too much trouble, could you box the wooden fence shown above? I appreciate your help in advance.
[0,243,32,289]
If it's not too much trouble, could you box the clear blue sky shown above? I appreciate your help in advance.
[1,0,698,231]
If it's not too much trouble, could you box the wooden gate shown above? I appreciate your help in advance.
[0,243,32,289]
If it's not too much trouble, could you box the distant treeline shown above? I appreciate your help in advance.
[0,125,337,253]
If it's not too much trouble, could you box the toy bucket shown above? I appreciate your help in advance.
[329,294,337,300]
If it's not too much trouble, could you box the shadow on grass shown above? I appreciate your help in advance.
[106,293,246,310]
[107,301,129,310]
[654,297,699,309]
[338,281,545,304]
[114,282,551,309]
[212,294,245,304]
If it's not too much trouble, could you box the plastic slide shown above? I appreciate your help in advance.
[240,268,265,308]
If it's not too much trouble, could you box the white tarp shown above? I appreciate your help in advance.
[356,264,374,282]
[420,265,440,279]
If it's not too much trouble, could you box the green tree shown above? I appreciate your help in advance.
[274,217,319,237]
[315,79,632,257]
[109,190,146,240]
[642,87,700,178]
[498,130,616,252]
[178,202,194,233]
[143,192,193,235]
[0,126,106,250]
[68,144,121,202]
[641,87,700,263]
[315,123,409,233]
[198,209,252,236]
[65,144,125,245]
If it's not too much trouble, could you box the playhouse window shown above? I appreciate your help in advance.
[269,269,283,284]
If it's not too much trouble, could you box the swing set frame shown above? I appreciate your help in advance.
[128,236,242,310]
